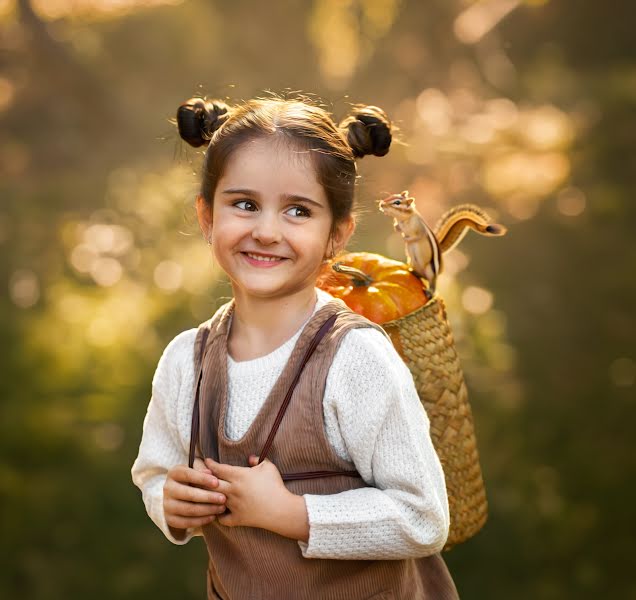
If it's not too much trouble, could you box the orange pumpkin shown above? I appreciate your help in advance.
[317,252,430,324]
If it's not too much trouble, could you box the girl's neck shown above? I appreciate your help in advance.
[227,285,319,362]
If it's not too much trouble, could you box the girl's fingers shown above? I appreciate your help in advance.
[190,459,214,490]
[172,465,219,490]
[169,481,226,505]
[192,457,211,473]
[216,511,236,527]
[166,498,227,518]
[167,514,219,529]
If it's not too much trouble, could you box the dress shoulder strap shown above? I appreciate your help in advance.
[188,325,210,469]
[187,300,233,468]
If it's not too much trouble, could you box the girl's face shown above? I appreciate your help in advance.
[202,137,350,301]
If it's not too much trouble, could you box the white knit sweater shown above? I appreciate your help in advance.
[131,287,450,560]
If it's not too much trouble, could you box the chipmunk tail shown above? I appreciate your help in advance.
[485,223,507,236]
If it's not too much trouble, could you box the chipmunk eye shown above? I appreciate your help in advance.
[393,200,401,205]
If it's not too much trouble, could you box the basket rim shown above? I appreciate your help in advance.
[381,293,440,327]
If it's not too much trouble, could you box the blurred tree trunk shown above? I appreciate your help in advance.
[15,0,121,145]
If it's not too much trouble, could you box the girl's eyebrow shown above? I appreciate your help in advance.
[222,188,323,208]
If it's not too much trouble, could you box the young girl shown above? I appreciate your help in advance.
[131,94,459,599]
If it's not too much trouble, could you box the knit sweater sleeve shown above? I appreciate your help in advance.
[297,327,450,560]
[130,328,203,545]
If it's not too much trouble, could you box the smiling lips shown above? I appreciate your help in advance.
[241,251,288,267]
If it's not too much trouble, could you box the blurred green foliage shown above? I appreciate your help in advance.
[1,0,634,598]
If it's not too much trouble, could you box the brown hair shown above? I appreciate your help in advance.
[175,93,393,242]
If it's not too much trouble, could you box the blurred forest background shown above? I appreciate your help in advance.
[1,0,634,598]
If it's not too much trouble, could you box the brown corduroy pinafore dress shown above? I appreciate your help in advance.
[189,296,459,600]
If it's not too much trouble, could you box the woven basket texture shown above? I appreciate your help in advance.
[382,295,488,550]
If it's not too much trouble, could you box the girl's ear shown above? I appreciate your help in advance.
[330,215,356,255]
[196,193,213,237]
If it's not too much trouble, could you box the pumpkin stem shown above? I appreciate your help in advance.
[332,262,374,287]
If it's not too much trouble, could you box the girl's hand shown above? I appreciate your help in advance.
[163,459,228,532]
[203,455,291,531]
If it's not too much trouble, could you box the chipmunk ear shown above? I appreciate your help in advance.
[405,197,415,207]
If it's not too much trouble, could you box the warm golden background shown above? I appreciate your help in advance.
[2,0,634,598]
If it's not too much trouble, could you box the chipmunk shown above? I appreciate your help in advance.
[378,190,507,299]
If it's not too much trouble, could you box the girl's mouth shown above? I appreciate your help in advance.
[241,252,288,268]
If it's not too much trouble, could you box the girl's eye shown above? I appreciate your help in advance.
[286,205,311,218]
[232,200,310,218]
[233,199,257,211]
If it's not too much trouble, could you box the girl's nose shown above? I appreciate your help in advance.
[251,214,283,245]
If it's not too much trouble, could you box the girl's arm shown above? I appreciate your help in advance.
[131,329,203,545]
[297,327,450,560]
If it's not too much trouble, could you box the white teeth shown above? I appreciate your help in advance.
[246,252,283,262]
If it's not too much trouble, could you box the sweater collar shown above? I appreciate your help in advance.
[205,287,336,344]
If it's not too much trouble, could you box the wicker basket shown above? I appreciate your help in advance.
[381,294,488,551]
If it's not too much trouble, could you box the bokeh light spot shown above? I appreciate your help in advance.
[9,269,40,308]
[557,186,586,216]
[90,257,123,287]
[462,285,494,314]
[93,422,125,451]
[154,260,183,293]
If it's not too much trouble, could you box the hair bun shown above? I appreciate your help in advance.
[341,105,392,158]
[176,98,230,148]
